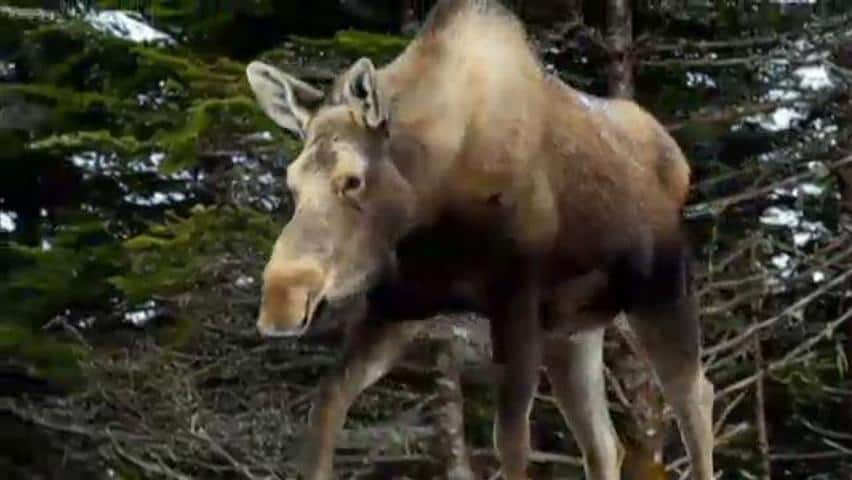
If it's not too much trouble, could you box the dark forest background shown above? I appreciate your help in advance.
[2,0,852,479]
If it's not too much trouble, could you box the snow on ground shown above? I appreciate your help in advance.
[0,211,16,232]
[794,65,834,91]
[745,107,806,132]
[85,10,174,45]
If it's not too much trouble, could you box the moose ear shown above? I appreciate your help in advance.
[246,61,324,139]
[337,57,386,129]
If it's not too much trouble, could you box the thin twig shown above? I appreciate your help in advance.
[705,269,852,359]
[687,155,852,218]
[716,307,852,399]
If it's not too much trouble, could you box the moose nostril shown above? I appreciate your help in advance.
[343,175,362,193]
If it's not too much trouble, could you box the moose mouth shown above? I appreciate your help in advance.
[306,294,329,329]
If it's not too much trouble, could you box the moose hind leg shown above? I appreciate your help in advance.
[299,321,422,480]
[628,295,714,480]
[544,327,623,480]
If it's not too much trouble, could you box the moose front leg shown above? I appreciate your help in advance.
[298,320,424,480]
[489,274,543,480]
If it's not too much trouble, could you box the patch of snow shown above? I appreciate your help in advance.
[793,220,828,246]
[760,206,801,227]
[126,152,168,175]
[0,211,17,232]
[800,219,827,233]
[770,253,793,275]
[797,182,825,197]
[774,182,827,199]
[258,173,276,185]
[771,185,796,199]
[150,152,165,168]
[85,10,174,45]
[750,107,805,132]
[793,38,814,52]
[807,161,831,178]
[169,170,194,181]
[757,152,779,164]
[811,118,839,134]
[258,197,279,212]
[793,231,813,246]
[451,325,471,341]
[766,88,800,101]
[76,316,96,329]
[124,191,187,206]
[0,61,17,81]
[686,71,717,89]
[794,65,833,91]
[124,300,159,326]
[71,151,100,171]
[244,131,275,143]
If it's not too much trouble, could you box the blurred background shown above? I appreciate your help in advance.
[1,0,851,479]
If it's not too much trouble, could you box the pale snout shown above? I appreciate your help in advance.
[256,261,327,338]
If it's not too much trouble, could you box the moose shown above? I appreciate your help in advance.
[246,0,714,478]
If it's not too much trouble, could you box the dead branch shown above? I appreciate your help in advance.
[716,307,852,399]
[797,416,852,442]
[470,448,583,467]
[652,13,851,54]
[667,100,798,132]
[0,5,61,22]
[687,155,852,219]
[707,269,852,359]
[753,331,771,480]
[769,450,852,461]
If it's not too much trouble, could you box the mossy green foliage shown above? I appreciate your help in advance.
[3,19,278,157]
[2,220,126,324]
[0,9,287,385]
[0,219,122,385]
[0,1,412,386]
[111,205,278,303]
[0,324,87,385]
[293,29,410,65]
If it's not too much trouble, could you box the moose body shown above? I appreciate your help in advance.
[246,1,714,479]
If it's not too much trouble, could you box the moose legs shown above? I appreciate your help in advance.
[628,295,715,480]
[299,321,423,480]
[544,327,623,480]
[490,276,543,480]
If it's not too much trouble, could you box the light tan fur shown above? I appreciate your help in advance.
[371,3,689,259]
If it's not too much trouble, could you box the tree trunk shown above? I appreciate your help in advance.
[613,321,668,480]
[431,340,475,480]
[606,0,634,98]
[605,1,667,478]
[754,335,772,480]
